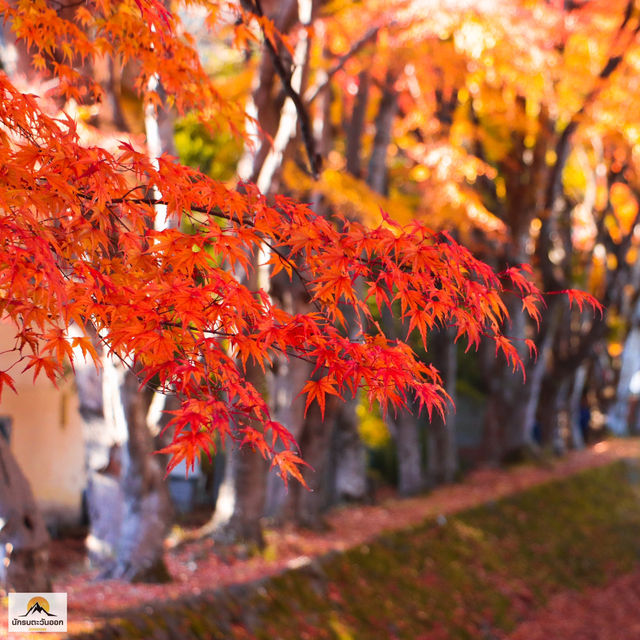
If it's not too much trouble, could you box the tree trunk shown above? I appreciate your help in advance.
[236,0,299,183]
[72,327,126,570]
[345,70,369,178]
[481,289,535,464]
[568,364,587,449]
[113,34,176,580]
[264,296,341,527]
[426,327,458,485]
[323,65,375,506]
[389,407,424,495]
[107,370,172,581]
[103,18,175,580]
[331,391,368,502]
[327,294,367,506]
[0,435,50,592]
[75,337,173,582]
[210,360,270,547]
[519,299,563,448]
[607,299,640,435]
[78,349,173,582]
[284,398,337,527]
[538,375,569,455]
[210,444,269,548]
[214,0,333,536]
[370,72,426,493]
[367,70,397,195]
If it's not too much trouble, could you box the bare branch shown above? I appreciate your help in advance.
[305,25,380,105]
[246,0,321,179]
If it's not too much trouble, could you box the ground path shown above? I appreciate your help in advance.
[2,438,640,638]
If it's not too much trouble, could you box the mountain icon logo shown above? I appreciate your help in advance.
[19,596,58,618]
[8,591,67,632]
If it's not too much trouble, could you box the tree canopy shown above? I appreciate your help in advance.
[0,0,607,485]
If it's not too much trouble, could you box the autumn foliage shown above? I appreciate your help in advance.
[0,0,601,484]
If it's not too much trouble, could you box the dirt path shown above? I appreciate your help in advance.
[2,438,639,638]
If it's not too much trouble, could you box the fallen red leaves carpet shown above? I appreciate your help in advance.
[506,569,640,640]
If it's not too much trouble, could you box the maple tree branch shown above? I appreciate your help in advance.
[177,207,324,314]
[93,193,325,314]
[159,319,321,366]
[260,243,324,314]
[77,188,329,320]
[304,25,380,105]
[245,0,321,179]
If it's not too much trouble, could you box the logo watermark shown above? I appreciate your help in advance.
[8,593,67,633]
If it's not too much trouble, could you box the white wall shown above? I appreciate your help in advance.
[0,322,86,526]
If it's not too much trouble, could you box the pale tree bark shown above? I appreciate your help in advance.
[568,364,588,449]
[608,299,640,435]
[519,297,564,449]
[0,26,22,77]
[236,0,299,184]
[109,370,172,581]
[81,350,173,581]
[0,436,50,592]
[72,329,125,570]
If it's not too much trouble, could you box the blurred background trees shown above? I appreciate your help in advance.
[2,0,640,588]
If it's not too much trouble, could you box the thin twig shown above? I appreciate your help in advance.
[305,25,380,104]
[247,0,321,179]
